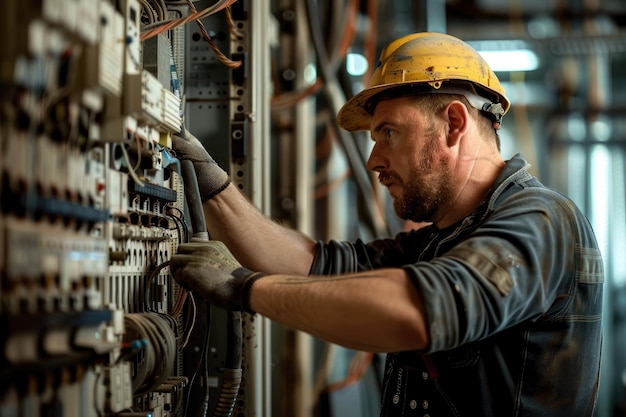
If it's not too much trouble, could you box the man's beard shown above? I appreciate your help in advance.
[393,139,453,223]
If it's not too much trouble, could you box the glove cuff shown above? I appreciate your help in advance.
[232,267,269,314]
[201,178,231,203]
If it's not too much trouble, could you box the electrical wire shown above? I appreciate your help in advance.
[168,213,185,244]
[167,205,191,243]
[212,311,242,417]
[174,214,190,242]
[143,259,169,305]
[139,0,158,24]
[154,0,168,20]
[183,303,212,416]
[326,351,374,393]
[225,7,244,39]
[330,0,360,68]
[140,1,241,68]
[314,169,352,199]
[124,312,178,395]
[140,0,238,41]
[93,366,105,417]
[304,0,390,239]
[119,142,145,187]
[185,0,242,69]
[271,78,324,112]
[180,292,197,349]
[132,134,145,174]
[143,259,189,317]
[141,18,177,32]
[170,286,188,317]
[270,0,359,112]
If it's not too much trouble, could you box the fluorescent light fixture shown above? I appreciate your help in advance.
[478,49,539,72]
[346,53,369,76]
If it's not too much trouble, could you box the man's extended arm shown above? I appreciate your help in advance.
[250,268,429,352]
[172,131,316,275]
[170,241,429,353]
[202,185,317,276]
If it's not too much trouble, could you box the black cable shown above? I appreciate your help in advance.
[166,205,191,243]
[168,213,185,243]
[224,312,242,370]
[184,302,212,415]
[304,0,391,239]
[144,260,172,311]
[212,311,243,417]
[180,159,209,241]
[200,309,211,417]
[167,210,190,243]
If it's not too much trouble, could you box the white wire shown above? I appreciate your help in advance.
[119,142,145,187]
[181,292,197,349]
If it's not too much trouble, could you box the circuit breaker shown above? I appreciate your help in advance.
[0,1,267,416]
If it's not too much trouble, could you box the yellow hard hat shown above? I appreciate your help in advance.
[337,32,511,132]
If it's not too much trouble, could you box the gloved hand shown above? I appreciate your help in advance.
[171,130,231,202]
[170,241,267,313]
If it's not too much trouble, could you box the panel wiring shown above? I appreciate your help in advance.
[0,0,244,416]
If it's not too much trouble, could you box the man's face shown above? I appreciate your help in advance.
[367,97,454,223]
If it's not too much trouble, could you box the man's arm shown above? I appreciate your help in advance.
[202,184,317,276]
[171,242,429,353]
[171,131,317,276]
[250,268,429,352]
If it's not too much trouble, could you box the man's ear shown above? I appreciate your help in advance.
[444,101,470,147]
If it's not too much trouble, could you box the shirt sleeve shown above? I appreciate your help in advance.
[404,188,592,353]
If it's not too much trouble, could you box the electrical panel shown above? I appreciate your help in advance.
[0,1,259,416]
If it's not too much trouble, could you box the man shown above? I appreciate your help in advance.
[171,32,604,416]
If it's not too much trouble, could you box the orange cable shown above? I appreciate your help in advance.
[271,78,324,111]
[335,0,360,60]
[140,0,238,41]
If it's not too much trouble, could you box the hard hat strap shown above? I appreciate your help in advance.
[432,84,505,128]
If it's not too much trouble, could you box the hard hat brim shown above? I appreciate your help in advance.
[337,79,510,132]
[337,82,401,132]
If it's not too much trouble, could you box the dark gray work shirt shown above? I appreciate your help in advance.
[310,154,604,416]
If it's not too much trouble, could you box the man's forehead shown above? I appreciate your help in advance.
[369,97,422,131]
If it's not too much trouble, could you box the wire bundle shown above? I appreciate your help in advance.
[140,0,238,41]
[124,312,178,395]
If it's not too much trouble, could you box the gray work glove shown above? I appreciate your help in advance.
[171,130,231,202]
[170,241,268,313]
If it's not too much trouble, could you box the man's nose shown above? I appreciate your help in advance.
[366,143,385,172]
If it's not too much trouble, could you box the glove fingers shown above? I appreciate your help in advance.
[171,135,209,163]
[170,255,219,291]
[171,132,204,151]
[171,132,215,163]
[203,241,241,269]
[176,242,240,269]
[170,131,230,202]
[170,258,236,307]
[176,242,213,255]
[172,252,238,272]
[181,129,206,149]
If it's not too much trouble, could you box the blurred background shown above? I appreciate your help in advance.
[267,1,626,416]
